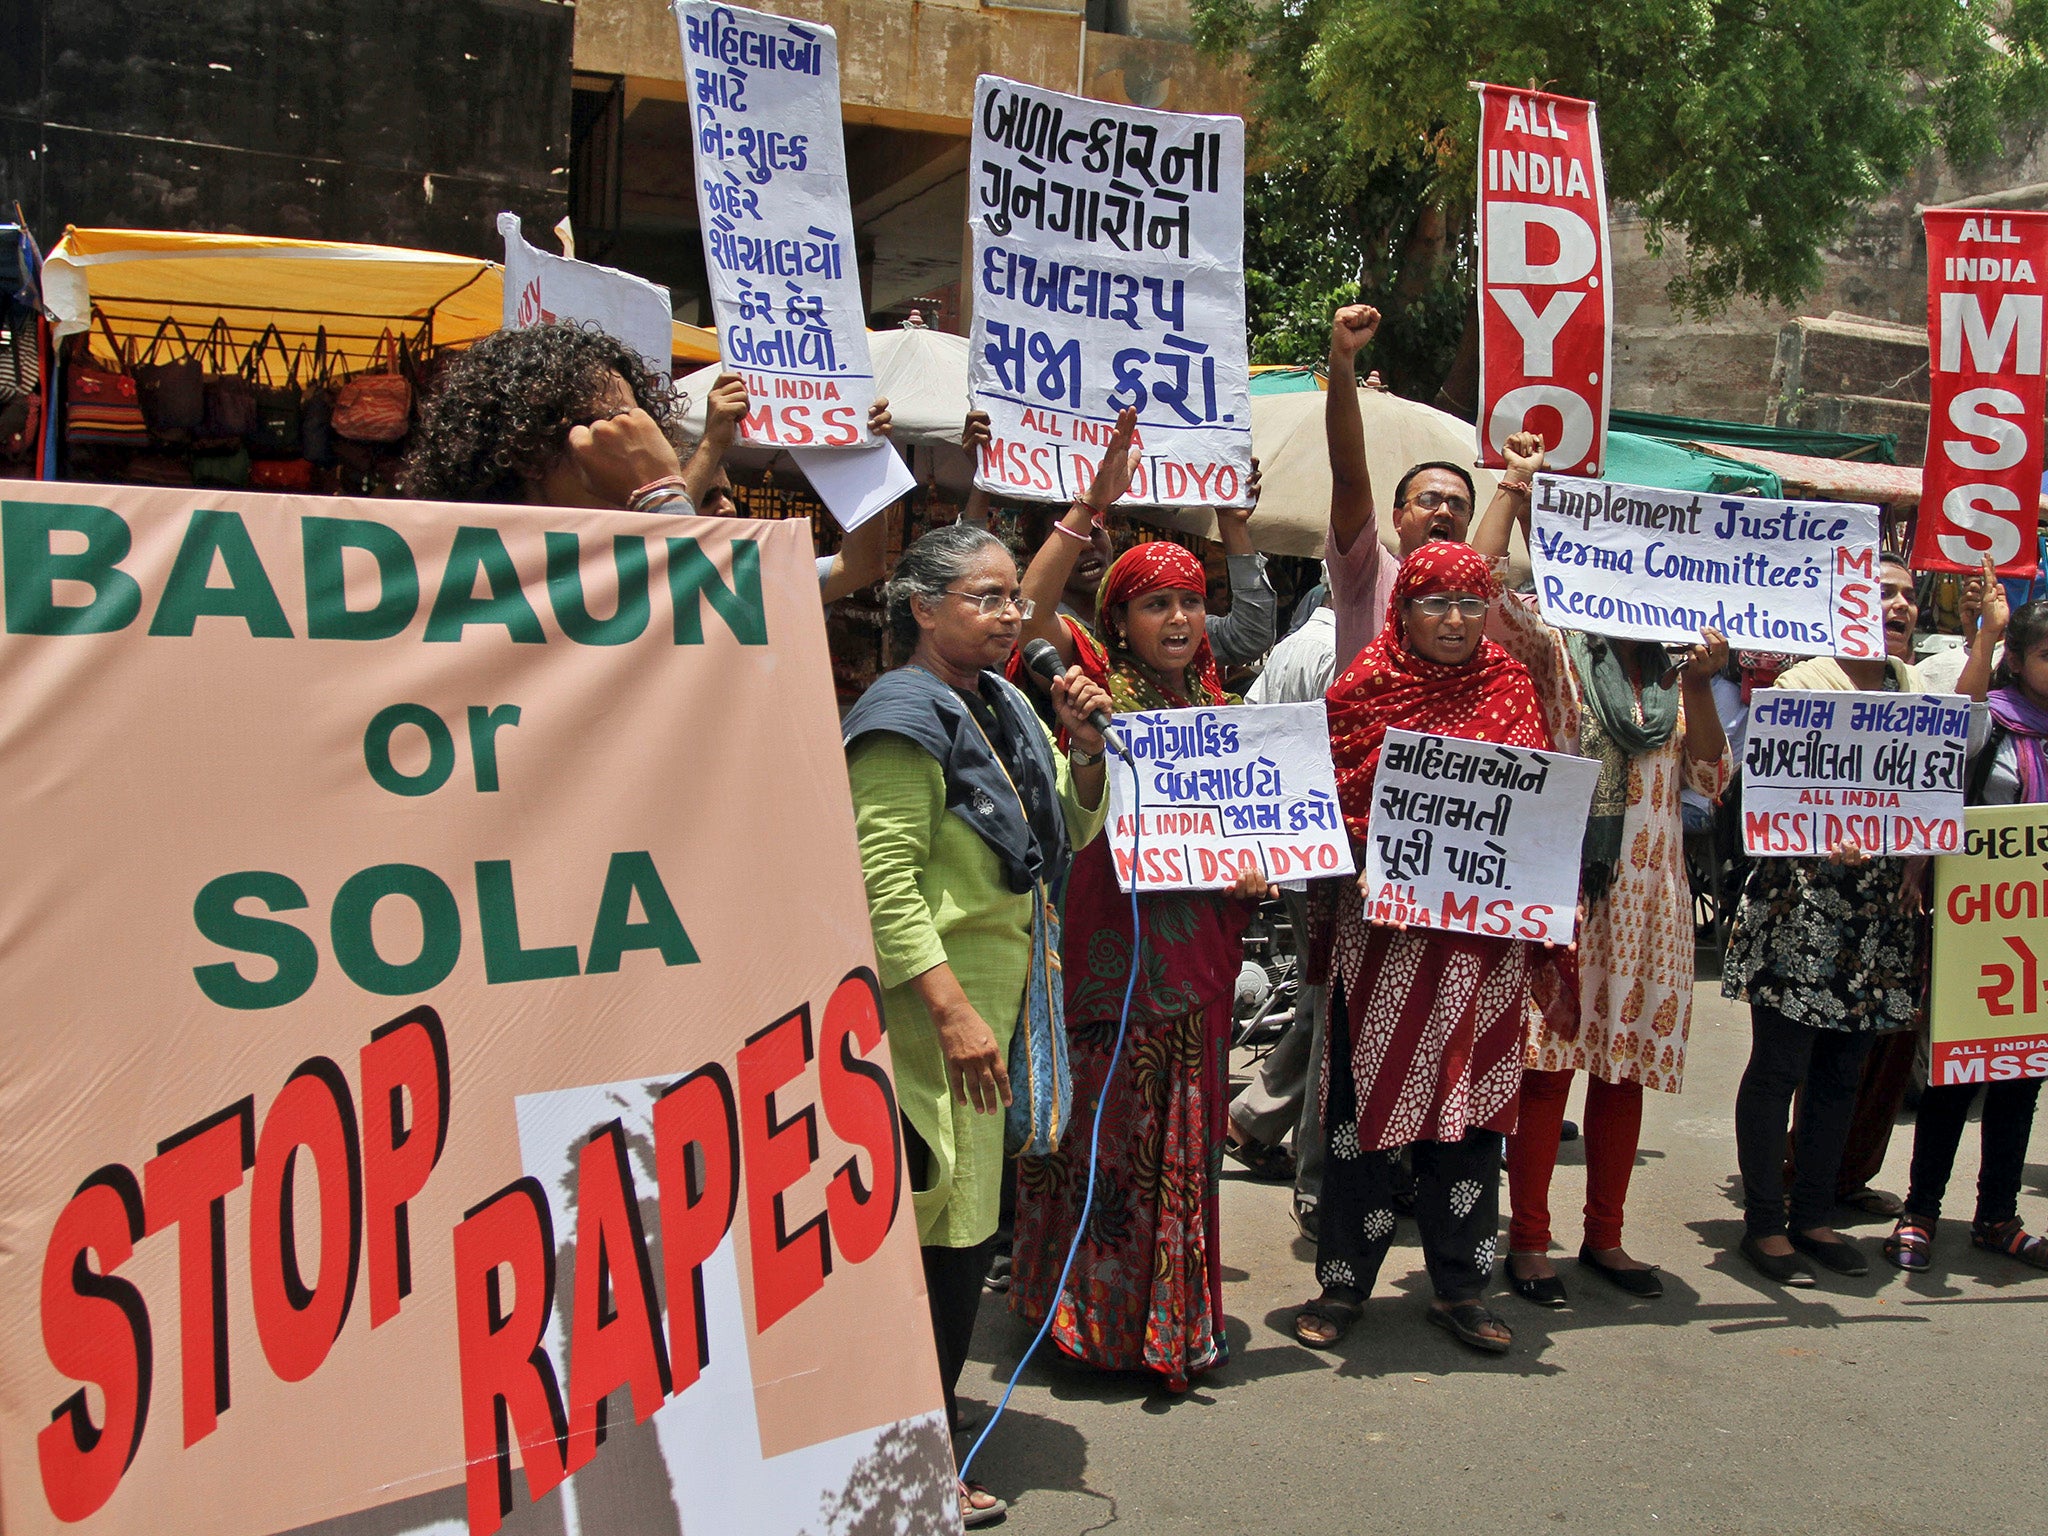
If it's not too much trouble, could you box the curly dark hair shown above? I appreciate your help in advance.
[402,322,677,502]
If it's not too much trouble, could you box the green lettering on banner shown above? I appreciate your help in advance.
[667,537,766,645]
[2,500,143,635]
[331,863,462,994]
[465,704,522,793]
[546,533,651,645]
[191,871,319,1009]
[585,850,699,972]
[425,526,545,644]
[364,703,457,797]
[148,510,294,638]
[475,859,580,982]
[303,516,420,640]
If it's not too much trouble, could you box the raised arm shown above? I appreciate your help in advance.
[680,372,748,508]
[960,409,993,527]
[1205,458,1277,663]
[1326,305,1381,557]
[1472,431,1544,562]
[1018,406,1138,667]
[1954,552,2010,702]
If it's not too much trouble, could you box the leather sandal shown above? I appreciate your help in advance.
[1882,1216,1934,1272]
[1427,1300,1512,1354]
[1293,1294,1362,1349]
[1973,1215,2048,1269]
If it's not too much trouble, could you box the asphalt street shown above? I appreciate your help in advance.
[956,983,2048,1536]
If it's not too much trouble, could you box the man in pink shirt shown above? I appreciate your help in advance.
[1325,303,1484,672]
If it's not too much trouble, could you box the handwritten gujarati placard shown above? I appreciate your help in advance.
[968,76,1252,507]
[1105,703,1352,892]
[1528,474,1882,658]
[1360,729,1600,946]
[676,1,875,446]
[1742,688,1970,857]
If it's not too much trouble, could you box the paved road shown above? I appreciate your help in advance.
[955,984,2048,1535]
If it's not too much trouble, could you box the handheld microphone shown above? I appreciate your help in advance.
[1021,637,1127,759]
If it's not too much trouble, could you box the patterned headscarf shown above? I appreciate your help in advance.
[1085,540,1226,706]
[1325,540,1550,841]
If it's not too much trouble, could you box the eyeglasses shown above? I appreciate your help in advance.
[1404,490,1473,516]
[1409,594,1489,618]
[943,588,1036,619]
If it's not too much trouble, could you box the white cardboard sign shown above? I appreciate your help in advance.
[499,212,675,376]
[1361,729,1599,945]
[1106,702,1351,892]
[1743,688,1970,857]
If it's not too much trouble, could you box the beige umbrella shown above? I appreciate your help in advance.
[1128,384,1530,582]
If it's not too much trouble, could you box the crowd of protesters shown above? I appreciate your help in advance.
[402,311,2046,1529]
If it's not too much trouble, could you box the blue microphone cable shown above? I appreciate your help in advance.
[958,728,1143,1484]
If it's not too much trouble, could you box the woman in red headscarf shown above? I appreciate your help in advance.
[1007,409,1270,1391]
[1294,539,1552,1355]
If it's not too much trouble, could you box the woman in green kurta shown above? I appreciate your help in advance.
[842,523,1110,1528]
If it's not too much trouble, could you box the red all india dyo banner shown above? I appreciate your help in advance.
[1475,84,1613,478]
[1913,209,2048,576]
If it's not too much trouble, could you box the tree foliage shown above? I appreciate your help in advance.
[1201,0,2048,370]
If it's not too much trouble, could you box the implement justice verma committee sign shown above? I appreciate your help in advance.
[0,485,952,1536]
[1361,729,1599,946]
[1528,473,1883,658]
[1106,703,1350,891]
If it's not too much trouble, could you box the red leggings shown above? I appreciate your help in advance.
[1506,1068,1644,1253]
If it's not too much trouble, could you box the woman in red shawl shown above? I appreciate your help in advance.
[1294,539,1552,1355]
[1008,409,1270,1391]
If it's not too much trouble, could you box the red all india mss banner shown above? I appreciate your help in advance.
[1912,209,2048,576]
[1475,84,1612,478]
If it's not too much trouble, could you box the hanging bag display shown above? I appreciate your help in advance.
[132,317,202,441]
[332,329,412,443]
[64,313,148,448]
[198,318,257,443]
[300,328,337,465]
[0,322,43,464]
[245,325,304,458]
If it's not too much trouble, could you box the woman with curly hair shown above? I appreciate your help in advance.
[1007,408,1270,1393]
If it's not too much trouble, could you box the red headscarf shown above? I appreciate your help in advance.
[1325,540,1550,841]
[1083,539,1225,704]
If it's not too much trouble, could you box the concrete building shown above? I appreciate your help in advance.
[568,0,1245,329]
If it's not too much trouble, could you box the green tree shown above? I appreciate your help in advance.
[1201,0,2048,386]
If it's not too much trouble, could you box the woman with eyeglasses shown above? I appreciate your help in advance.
[841,521,1113,1527]
[1294,540,1552,1354]
[1007,409,1273,1392]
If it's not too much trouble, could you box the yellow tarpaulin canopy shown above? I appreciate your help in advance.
[43,227,719,374]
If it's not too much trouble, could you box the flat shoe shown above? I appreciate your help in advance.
[1790,1232,1869,1276]
[1740,1234,1816,1287]
[1840,1185,1904,1219]
[1577,1244,1664,1298]
[1506,1260,1569,1309]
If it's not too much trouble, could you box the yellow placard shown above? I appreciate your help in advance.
[1930,803,2048,1085]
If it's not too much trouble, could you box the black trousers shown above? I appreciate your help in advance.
[1315,984,1502,1303]
[1735,1002,1875,1237]
[1907,1077,2044,1225]
[902,1115,993,1432]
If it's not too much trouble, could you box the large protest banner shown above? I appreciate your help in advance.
[677,0,875,446]
[968,76,1252,508]
[1527,473,1884,657]
[1742,689,1969,857]
[0,485,953,1536]
[1931,805,2048,1084]
[1106,703,1350,891]
[1475,84,1612,478]
[1911,209,2048,577]
[499,212,676,377]
[1361,730,1598,946]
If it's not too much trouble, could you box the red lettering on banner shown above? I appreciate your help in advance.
[1476,85,1612,477]
[359,1008,450,1328]
[564,1125,672,1473]
[142,1099,255,1446]
[737,1007,830,1330]
[248,1060,362,1384]
[653,1064,741,1393]
[1912,209,2048,575]
[37,1167,151,1522]
[818,969,902,1267]
[453,1179,569,1536]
